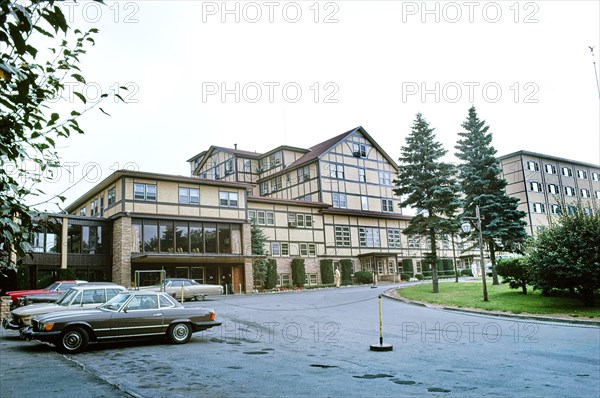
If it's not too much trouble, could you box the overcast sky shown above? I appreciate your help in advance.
[28,0,600,212]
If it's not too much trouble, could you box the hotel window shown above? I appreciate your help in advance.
[334,226,351,246]
[90,199,98,216]
[219,191,238,207]
[107,187,116,206]
[561,167,572,177]
[224,159,234,175]
[583,207,592,216]
[592,172,599,182]
[580,188,590,198]
[79,207,86,216]
[408,235,420,249]
[266,212,274,225]
[529,181,543,192]
[361,196,369,211]
[358,168,366,182]
[281,243,289,256]
[576,169,588,180]
[359,227,381,248]
[352,143,366,158]
[564,186,576,197]
[297,166,310,182]
[544,164,556,174]
[332,193,347,208]
[260,182,268,195]
[595,191,600,200]
[271,242,281,256]
[257,211,266,225]
[381,199,394,212]
[329,163,344,179]
[99,196,104,217]
[532,203,545,213]
[387,229,401,248]
[550,204,562,215]
[278,273,291,286]
[297,194,311,201]
[299,243,316,257]
[271,176,282,191]
[379,172,391,186]
[248,210,256,222]
[243,159,251,173]
[213,167,220,180]
[547,184,560,195]
[526,161,539,172]
[134,183,156,201]
[269,152,282,168]
[305,273,319,286]
[567,206,576,215]
[179,187,200,205]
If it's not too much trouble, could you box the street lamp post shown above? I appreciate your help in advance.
[461,205,488,302]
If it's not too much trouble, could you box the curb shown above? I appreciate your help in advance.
[382,287,600,327]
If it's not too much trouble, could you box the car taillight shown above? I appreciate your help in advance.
[210,312,215,321]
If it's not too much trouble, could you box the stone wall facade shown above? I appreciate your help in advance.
[112,217,132,287]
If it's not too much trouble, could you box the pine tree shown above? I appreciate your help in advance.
[455,106,528,285]
[250,221,268,287]
[394,113,461,293]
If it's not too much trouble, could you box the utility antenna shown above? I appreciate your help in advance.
[590,46,600,100]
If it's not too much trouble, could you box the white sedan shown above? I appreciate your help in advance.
[144,278,223,301]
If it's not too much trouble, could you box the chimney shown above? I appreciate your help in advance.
[234,143,237,150]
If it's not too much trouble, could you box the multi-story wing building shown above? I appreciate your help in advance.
[23,127,470,290]
[498,150,600,235]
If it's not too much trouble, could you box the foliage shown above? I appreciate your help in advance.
[291,258,305,288]
[401,259,414,275]
[394,113,461,293]
[264,259,278,290]
[353,271,373,284]
[340,259,353,284]
[400,273,412,281]
[455,106,528,285]
[527,206,600,306]
[319,259,334,285]
[414,273,424,281]
[250,221,269,287]
[495,257,530,295]
[252,259,267,288]
[460,269,473,277]
[1,0,120,267]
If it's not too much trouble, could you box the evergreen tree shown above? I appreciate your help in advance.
[250,221,268,287]
[455,106,528,285]
[394,113,461,293]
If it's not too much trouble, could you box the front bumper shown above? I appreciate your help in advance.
[20,327,61,343]
[2,317,21,331]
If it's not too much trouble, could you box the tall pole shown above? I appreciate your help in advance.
[476,205,488,302]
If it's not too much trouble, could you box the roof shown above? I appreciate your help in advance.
[498,150,600,169]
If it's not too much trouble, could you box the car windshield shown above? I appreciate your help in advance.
[45,282,60,291]
[56,289,79,306]
[190,280,200,285]
[100,293,132,312]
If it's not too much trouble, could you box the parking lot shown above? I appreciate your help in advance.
[2,285,599,397]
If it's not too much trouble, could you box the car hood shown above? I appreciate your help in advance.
[33,308,106,323]
[12,303,71,317]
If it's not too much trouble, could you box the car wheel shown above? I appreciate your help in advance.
[168,323,192,344]
[58,327,89,354]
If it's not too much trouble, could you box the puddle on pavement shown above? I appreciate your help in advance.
[353,374,393,379]
[390,379,416,385]
[310,364,338,369]
[427,387,451,393]
[243,351,269,355]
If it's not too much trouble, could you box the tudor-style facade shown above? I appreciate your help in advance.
[21,127,478,290]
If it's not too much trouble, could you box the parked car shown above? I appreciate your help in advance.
[3,283,127,330]
[140,278,223,300]
[20,291,222,353]
[5,280,88,307]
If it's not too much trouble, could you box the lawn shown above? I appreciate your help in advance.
[396,282,600,318]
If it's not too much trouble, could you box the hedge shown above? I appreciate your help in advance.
[320,259,334,285]
[291,258,306,288]
[265,259,278,289]
[341,259,353,284]
[402,259,414,275]
[354,271,373,284]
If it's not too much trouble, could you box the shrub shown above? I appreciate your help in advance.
[495,257,530,295]
[341,259,353,284]
[415,273,424,281]
[252,259,268,288]
[291,258,306,288]
[264,259,278,290]
[320,259,334,285]
[402,259,414,275]
[354,271,373,284]
[460,269,473,277]
[400,273,412,281]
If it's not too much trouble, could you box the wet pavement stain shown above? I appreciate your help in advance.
[427,387,451,393]
[353,374,394,379]
[310,364,338,369]
[226,366,243,369]
[390,379,416,385]
[243,351,269,355]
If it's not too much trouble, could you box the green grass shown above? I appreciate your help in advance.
[397,282,600,318]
